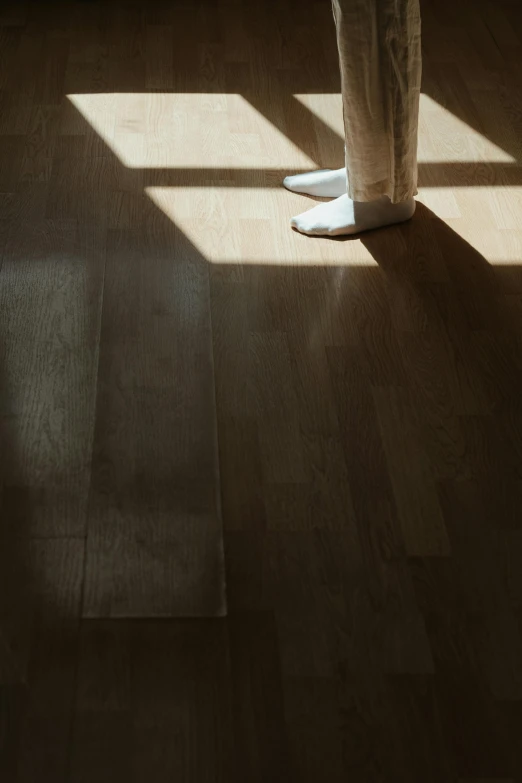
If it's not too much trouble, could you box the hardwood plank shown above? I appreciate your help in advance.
[229,612,290,783]
[338,673,455,782]
[0,538,83,782]
[83,225,225,618]
[372,386,450,556]
[218,416,266,533]
[32,35,69,105]
[0,219,103,537]
[145,25,174,90]
[326,345,406,562]
[0,135,24,189]
[284,677,344,783]
[70,620,236,783]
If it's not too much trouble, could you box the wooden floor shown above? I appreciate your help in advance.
[2,0,522,779]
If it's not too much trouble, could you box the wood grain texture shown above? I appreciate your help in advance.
[0,219,102,537]
[69,620,235,783]
[82,220,224,618]
[0,17,225,616]
[1,0,522,780]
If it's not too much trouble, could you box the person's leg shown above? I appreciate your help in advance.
[286,0,422,236]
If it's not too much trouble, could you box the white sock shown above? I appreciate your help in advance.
[290,194,416,237]
[283,168,348,198]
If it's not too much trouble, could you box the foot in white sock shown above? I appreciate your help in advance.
[283,168,348,198]
[290,194,416,237]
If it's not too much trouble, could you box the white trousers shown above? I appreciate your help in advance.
[332,0,422,203]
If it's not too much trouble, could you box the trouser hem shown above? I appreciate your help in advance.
[347,180,418,204]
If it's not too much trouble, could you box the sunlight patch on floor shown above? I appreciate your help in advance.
[67,93,318,170]
[68,91,521,267]
[293,94,345,139]
[418,94,517,163]
[295,93,517,164]
[146,185,379,266]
